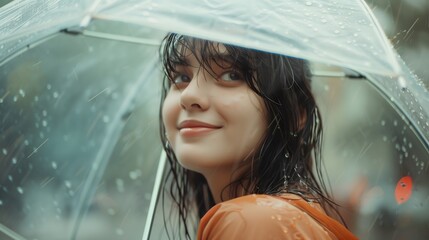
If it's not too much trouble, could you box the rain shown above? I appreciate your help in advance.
[0,0,428,240]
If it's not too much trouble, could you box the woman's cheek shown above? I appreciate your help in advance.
[162,92,180,144]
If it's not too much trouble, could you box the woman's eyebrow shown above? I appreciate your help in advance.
[210,53,234,62]
[171,57,191,68]
[209,55,235,68]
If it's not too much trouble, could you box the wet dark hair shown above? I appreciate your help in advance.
[159,33,341,239]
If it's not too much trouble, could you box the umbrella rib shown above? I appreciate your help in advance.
[359,0,402,76]
[142,151,167,240]
[0,223,26,240]
[311,70,366,79]
[80,0,102,28]
[0,34,57,67]
[72,30,159,46]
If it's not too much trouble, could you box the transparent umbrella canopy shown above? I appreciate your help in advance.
[0,0,428,240]
[0,21,165,240]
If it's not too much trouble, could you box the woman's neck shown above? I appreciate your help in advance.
[203,170,248,204]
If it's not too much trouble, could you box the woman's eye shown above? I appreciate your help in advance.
[172,74,191,84]
[220,71,242,81]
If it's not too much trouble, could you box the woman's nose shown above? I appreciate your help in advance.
[180,72,210,111]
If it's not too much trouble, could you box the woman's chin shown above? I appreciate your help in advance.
[176,153,232,174]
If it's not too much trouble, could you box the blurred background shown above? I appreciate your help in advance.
[0,0,428,239]
[368,0,428,87]
[315,1,429,239]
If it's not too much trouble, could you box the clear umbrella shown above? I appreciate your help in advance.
[0,0,428,239]
[1,0,428,143]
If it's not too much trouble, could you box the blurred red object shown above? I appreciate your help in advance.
[395,176,413,205]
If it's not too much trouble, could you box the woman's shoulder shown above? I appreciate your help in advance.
[214,194,309,217]
[197,194,339,240]
[212,194,327,219]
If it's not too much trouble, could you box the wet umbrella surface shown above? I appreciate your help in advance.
[0,0,428,239]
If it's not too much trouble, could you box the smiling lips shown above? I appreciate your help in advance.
[178,120,221,137]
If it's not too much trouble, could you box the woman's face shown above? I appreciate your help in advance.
[162,44,267,176]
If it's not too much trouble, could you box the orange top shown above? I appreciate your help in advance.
[197,194,358,240]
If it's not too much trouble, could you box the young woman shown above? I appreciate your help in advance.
[159,33,357,240]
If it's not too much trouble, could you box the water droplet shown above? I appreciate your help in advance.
[47,84,52,90]
[2,148,7,155]
[108,208,116,215]
[42,110,47,116]
[305,1,313,6]
[393,120,398,126]
[52,162,57,169]
[12,158,17,164]
[0,200,3,206]
[381,120,385,126]
[285,152,290,158]
[398,76,406,89]
[17,187,24,194]
[103,115,110,123]
[382,136,387,142]
[53,92,59,98]
[19,89,25,97]
[116,178,124,193]
[8,175,12,182]
[42,120,48,127]
[13,96,18,102]
[65,181,72,188]
[116,228,124,236]
[129,170,142,180]
[282,227,288,234]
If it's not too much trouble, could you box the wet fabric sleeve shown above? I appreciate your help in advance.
[197,195,341,240]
